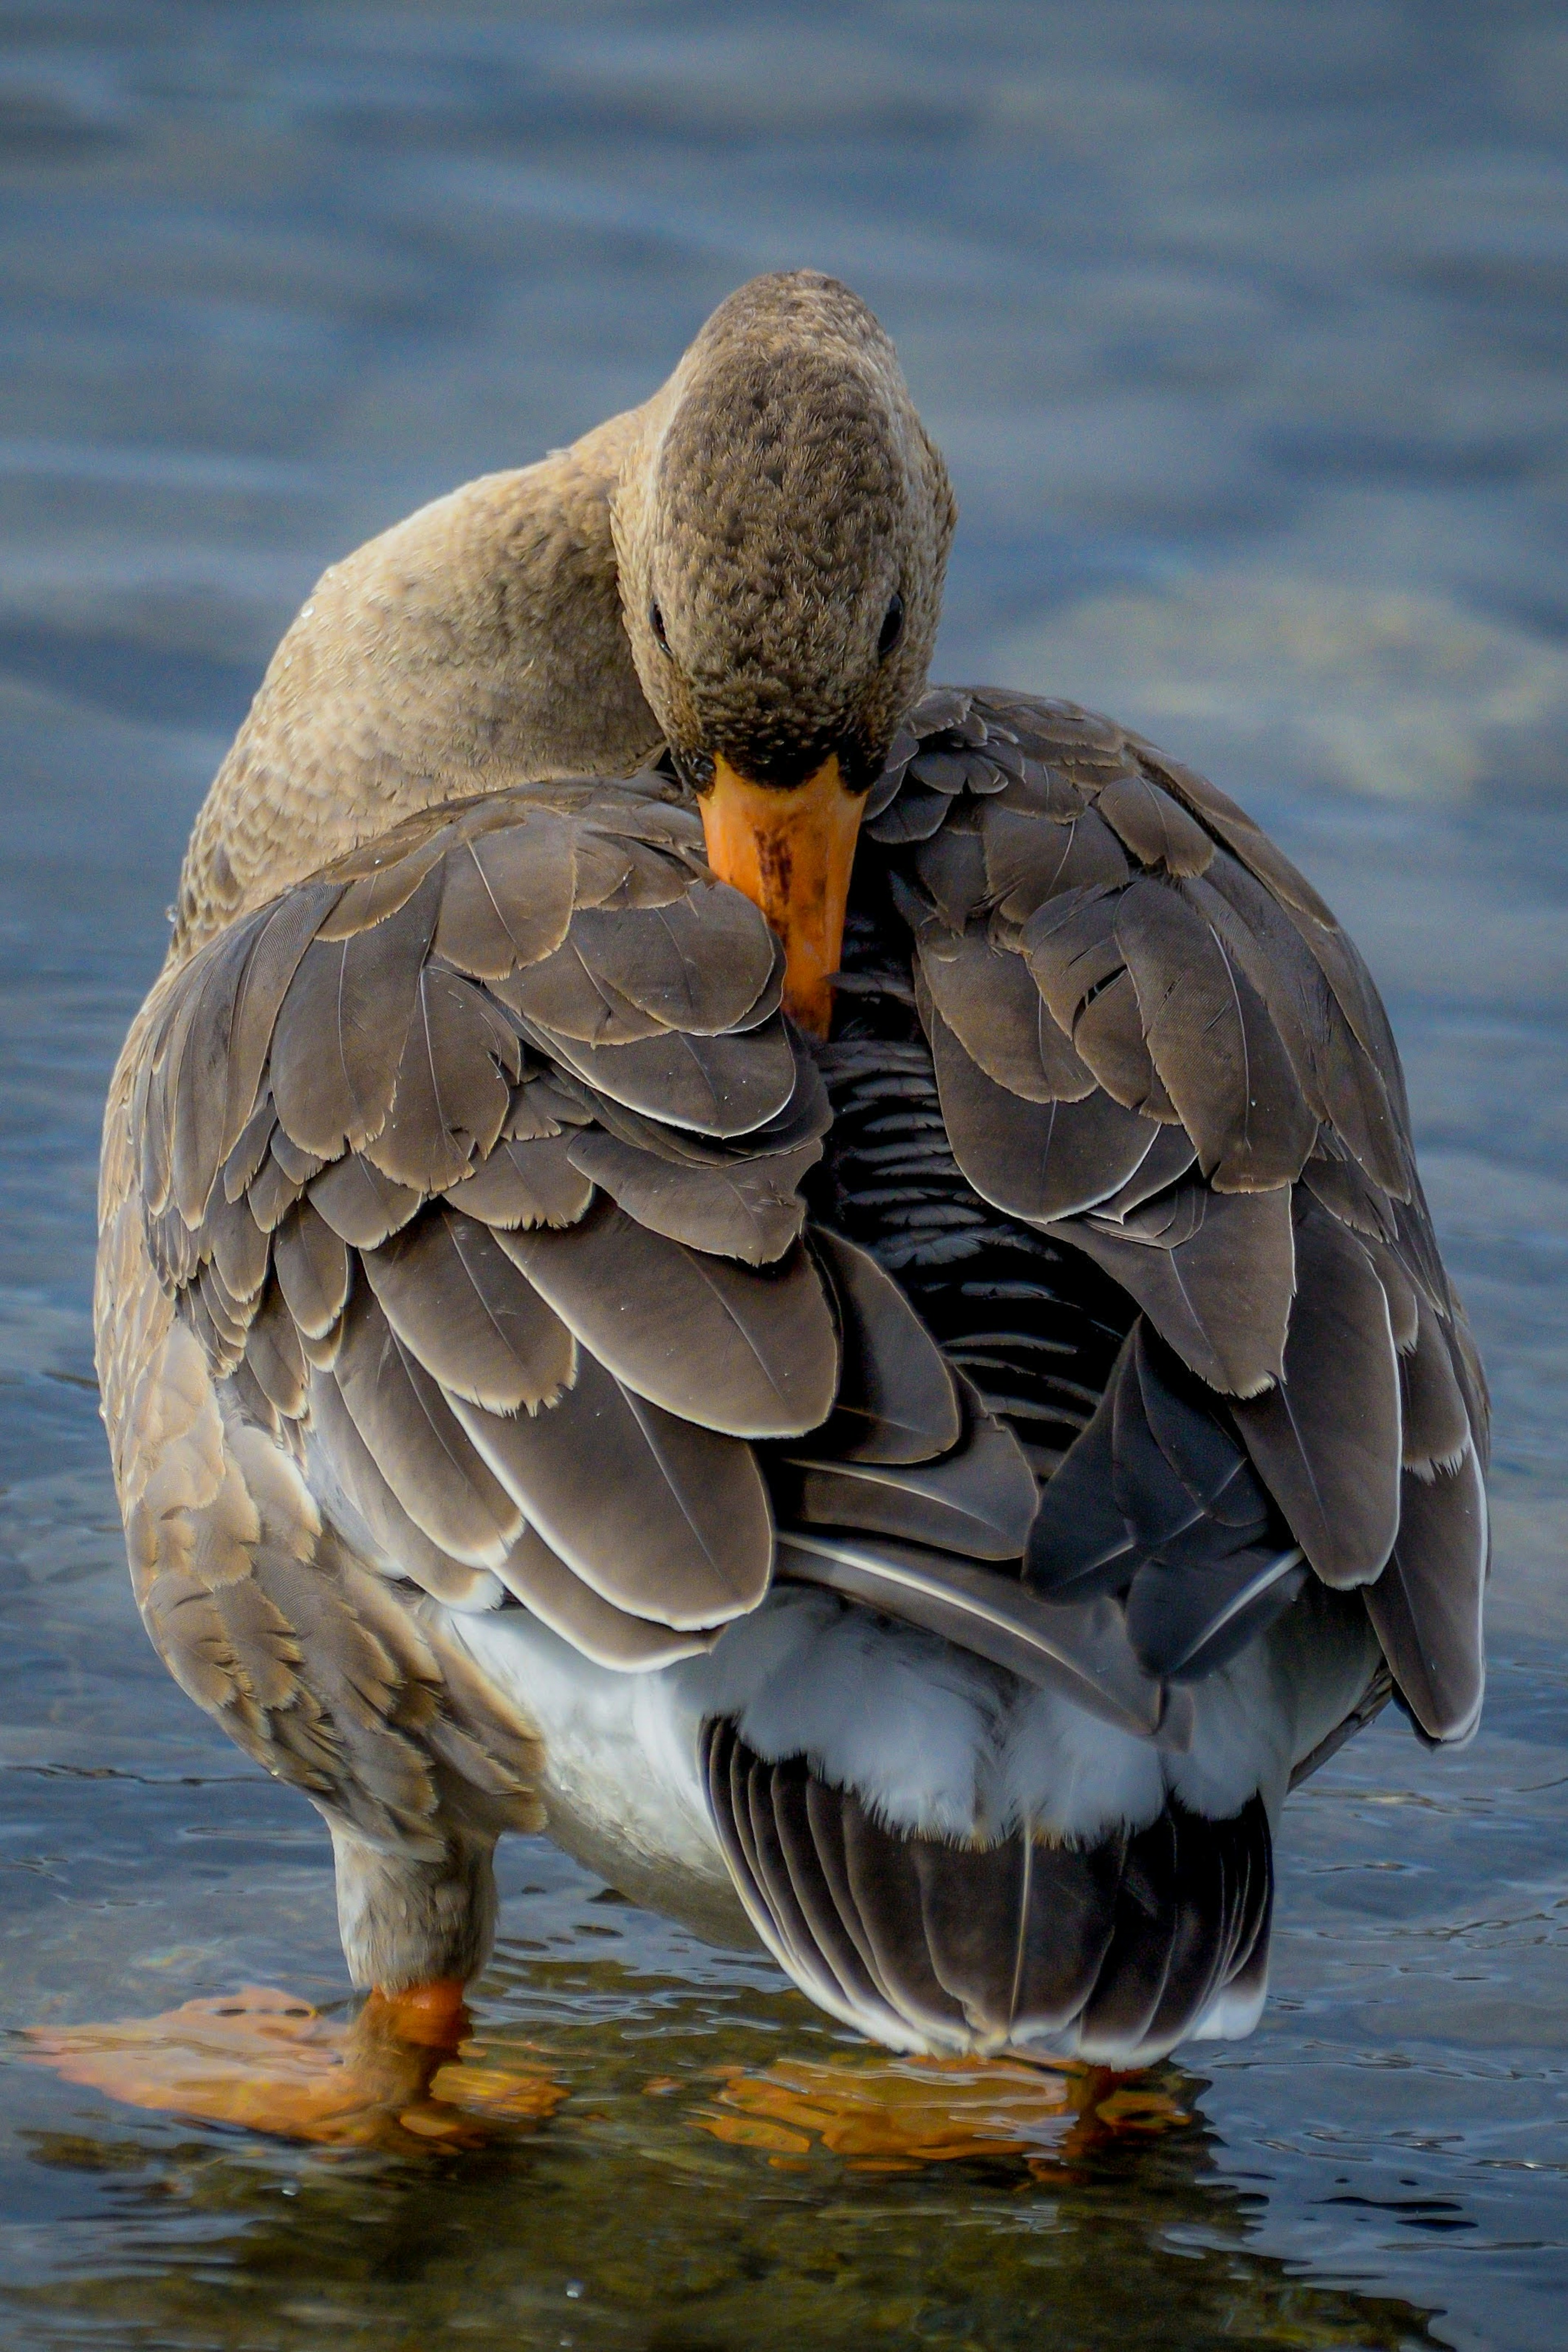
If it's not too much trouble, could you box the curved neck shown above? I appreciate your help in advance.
[170,407,661,959]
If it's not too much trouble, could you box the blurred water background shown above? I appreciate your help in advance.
[0,4,1565,2346]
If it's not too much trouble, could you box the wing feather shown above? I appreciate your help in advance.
[500,1197,838,1439]
[454,1352,772,1629]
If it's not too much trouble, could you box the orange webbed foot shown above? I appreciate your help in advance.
[690,2051,1188,2174]
[25,1982,567,2150]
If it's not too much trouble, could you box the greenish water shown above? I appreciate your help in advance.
[1,5,1565,2346]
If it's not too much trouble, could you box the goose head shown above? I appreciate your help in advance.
[612,272,956,1034]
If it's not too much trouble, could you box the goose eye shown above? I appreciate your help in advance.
[877,593,905,660]
[649,602,672,656]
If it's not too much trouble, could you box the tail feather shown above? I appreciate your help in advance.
[704,1719,1273,2065]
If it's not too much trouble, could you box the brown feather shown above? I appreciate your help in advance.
[1233,1203,1400,1583]
[443,1134,597,1231]
[927,996,1158,1224]
[565,1126,814,1264]
[308,1153,424,1249]
[1365,1449,1486,1741]
[364,964,522,1192]
[207,1188,270,1305]
[918,923,1095,1104]
[454,1351,771,1629]
[1095,772,1214,878]
[430,809,578,978]
[331,1281,523,1569]
[244,1277,308,1416]
[220,883,344,1164]
[309,1370,501,1609]
[315,841,447,942]
[245,1151,305,1235]
[1068,1183,1295,1398]
[169,917,263,1224]
[780,1380,1038,1561]
[501,1197,837,1439]
[493,1524,719,1669]
[221,1092,277,1205]
[520,1013,800,1139]
[362,1205,577,1414]
[271,1199,351,1341]
[1116,878,1318,1192]
[268,866,443,1159]
[567,887,777,1033]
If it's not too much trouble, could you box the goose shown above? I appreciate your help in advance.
[63,271,1487,2143]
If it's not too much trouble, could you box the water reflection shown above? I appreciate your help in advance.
[1,0,1565,2346]
[9,1867,1440,2352]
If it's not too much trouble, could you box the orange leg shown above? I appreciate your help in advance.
[26,1980,565,2149]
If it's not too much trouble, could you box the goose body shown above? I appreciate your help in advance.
[93,274,1487,2088]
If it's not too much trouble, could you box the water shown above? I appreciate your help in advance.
[0,4,1565,2345]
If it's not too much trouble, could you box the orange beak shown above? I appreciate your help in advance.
[698,752,865,1039]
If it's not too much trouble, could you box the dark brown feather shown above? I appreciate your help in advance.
[918,923,1095,1104]
[1115,878,1318,1191]
[808,1226,962,1463]
[1067,1183,1295,1397]
[913,820,989,930]
[1401,1295,1472,1477]
[1233,1203,1400,1584]
[1190,861,1405,1199]
[982,805,1131,926]
[1365,1449,1486,1742]
[927,998,1158,1224]
[1069,967,1180,1121]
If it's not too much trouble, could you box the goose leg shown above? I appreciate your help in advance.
[26,1826,565,2147]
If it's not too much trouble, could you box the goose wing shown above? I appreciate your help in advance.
[125,764,1201,1760]
[858,687,1487,1744]
[125,775,859,1695]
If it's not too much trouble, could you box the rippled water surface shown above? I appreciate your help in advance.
[1,5,1566,2346]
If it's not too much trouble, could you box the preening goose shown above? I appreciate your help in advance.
[72,272,1487,2138]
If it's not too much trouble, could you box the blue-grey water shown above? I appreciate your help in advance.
[1,5,1565,2347]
